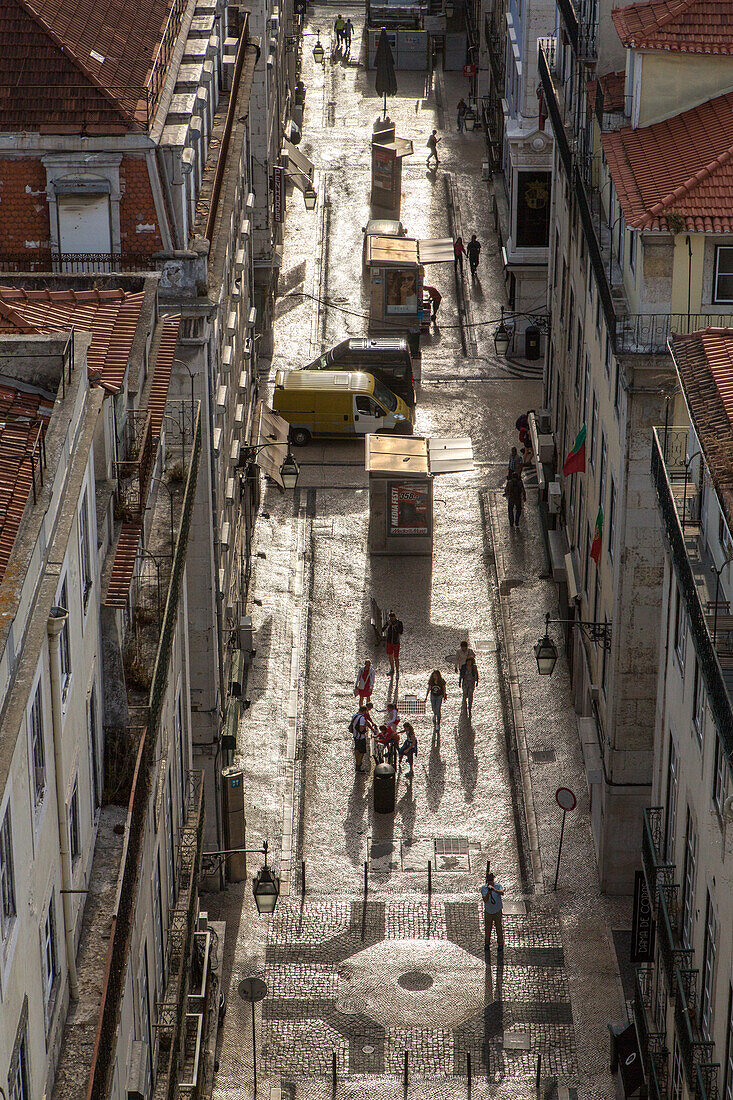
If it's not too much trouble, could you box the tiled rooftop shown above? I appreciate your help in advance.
[669,329,733,523]
[0,287,146,393]
[601,90,733,231]
[587,70,626,115]
[0,0,180,130]
[0,382,53,583]
[612,0,733,55]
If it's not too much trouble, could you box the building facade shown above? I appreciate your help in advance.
[538,0,733,891]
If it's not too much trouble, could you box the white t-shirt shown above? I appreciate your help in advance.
[480,883,503,913]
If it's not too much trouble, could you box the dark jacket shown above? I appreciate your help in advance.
[504,475,526,505]
[384,618,403,645]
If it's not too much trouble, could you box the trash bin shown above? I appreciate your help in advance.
[524,324,541,360]
[373,762,396,814]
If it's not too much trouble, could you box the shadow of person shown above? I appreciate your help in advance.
[344,770,370,867]
[425,731,446,812]
[472,278,484,302]
[455,706,478,801]
[396,781,417,843]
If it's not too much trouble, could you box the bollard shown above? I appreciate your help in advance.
[364,861,368,895]
[535,1053,542,1092]
[403,1050,408,1091]
[302,860,306,896]
[466,1051,471,1094]
[428,860,432,894]
[332,1051,337,1092]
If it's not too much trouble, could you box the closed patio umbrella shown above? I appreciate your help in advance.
[375,28,397,119]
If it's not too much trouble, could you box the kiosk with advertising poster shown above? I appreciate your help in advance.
[371,117,413,213]
[364,234,454,336]
[366,434,473,555]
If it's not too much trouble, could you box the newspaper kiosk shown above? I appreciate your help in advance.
[364,234,454,336]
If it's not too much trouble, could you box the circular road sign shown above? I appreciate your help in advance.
[555,787,577,812]
[238,976,268,1003]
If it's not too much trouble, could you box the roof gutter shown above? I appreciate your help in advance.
[205,16,256,242]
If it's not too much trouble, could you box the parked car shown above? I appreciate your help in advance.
[272,369,413,445]
[361,218,405,270]
[301,337,415,406]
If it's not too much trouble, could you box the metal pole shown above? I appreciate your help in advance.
[332,1051,337,1092]
[467,1051,471,1094]
[535,1052,542,1092]
[403,1050,408,1091]
[364,861,368,895]
[714,569,721,646]
[428,860,432,894]
[553,809,567,892]
[302,859,306,896]
[251,998,257,1098]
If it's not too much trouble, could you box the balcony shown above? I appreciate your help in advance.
[674,969,715,1092]
[556,0,578,51]
[657,884,692,992]
[617,314,732,356]
[538,39,572,179]
[651,428,733,764]
[697,1064,721,1100]
[0,250,164,274]
[634,967,669,1100]
[641,807,675,908]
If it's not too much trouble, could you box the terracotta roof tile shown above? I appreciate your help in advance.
[105,520,142,607]
[601,90,733,231]
[0,0,182,131]
[147,317,179,439]
[612,0,733,55]
[587,70,626,116]
[0,287,145,392]
[0,383,52,583]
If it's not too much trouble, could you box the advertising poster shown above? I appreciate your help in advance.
[372,146,394,192]
[385,270,417,315]
[273,164,284,224]
[388,481,429,537]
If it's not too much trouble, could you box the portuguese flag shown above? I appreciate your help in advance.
[590,506,603,564]
[562,424,586,477]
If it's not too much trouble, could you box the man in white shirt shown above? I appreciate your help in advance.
[480,872,505,952]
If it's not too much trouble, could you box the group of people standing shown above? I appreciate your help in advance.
[333,14,354,52]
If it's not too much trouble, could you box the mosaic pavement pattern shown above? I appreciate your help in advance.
[261,898,577,1085]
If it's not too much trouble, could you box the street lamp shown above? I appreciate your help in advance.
[303,186,318,211]
[252,841,281,914]
[710,556,733,646]
[463,107,476,131]
[533,611,612,676]
[241,442,300,490]
[494,306,512,357]
[312,33,324,63]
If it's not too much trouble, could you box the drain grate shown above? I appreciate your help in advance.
[531,748,556,763]
[398,694,426,716]
[435,837,470,856]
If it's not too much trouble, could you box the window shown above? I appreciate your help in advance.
[88,685,100,810]
[714,246,733,304]
[628,230,637,273]
[177,693,186,826]
[79,492,92,609]
[590,393,598,467]
[0,806,16,941]
[69,780,80,864]
[584,520,591,594]
[719,510,733,559]
[153,850,166,993]
[574,321,583,392]
[608,477,616,562]
[567,291,574,352]
[724,986,733,1100]
[692,659,705,748]
[560,259,568,320]
[42,892,57,1015]
[713,734,728,816]
[665,737,679,862]
[576,482,585,547]
[8,1011,29,1100]
[674,586,687,670]
[681,808,697,949]
[671,1037,684,1100]
[167,770,176,906]
[604,332,612,377]
[701,891,718,1039]
[59,580,71,700]
[601,616,609,695]
[599,432,607,506]
[582,355,590,425]
[30,684,46,806]
[593,567,600,624]
[613,359,621,413]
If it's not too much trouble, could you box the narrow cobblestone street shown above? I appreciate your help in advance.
[207,9,632,1099]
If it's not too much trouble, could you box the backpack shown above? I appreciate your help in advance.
[349,713,360,734]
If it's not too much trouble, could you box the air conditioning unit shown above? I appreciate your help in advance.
[225,477,236,504]
[536,408,551,434]
[238,615,253,658]
[221,521,231,550]
[230,649,244,697]
[548,480,562,514]
[216,384,228,414]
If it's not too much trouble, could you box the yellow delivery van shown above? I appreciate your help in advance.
[272,369,413,445]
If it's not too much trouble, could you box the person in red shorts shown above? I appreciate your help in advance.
[354,658,375,704]
[383,610,404,676]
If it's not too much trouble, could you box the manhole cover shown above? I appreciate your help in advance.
[362,1046,374,1055]
[398,970,434,991]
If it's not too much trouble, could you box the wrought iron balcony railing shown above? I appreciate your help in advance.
[674,969,715,1091]
[538,40,573,181]
[0,250,163,274]
[651,429,733,764]
[556,0,578,50]
[617,314,733,355]
[641,807,675,908]
[657,885,692,992]
[697,1063,720,1100]
[648,1046,670,1100]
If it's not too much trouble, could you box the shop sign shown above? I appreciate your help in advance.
[273,164,284,223]
[630,870,655,962]
[388,481,429,537]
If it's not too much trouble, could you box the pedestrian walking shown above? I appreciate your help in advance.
[462,654,479,718]
[426,129,440,168]
[354,658,375,704]
[508,446,522,474]
[383,609,403,675]
[466,234,481,277]
[425,670,447,732]
[350,704,374,772]
[344,17,354,52]
[425,285,442,322]
[398,722,418,777]
[454,640,475,687]
[480,871,505,952]
[457,98,467,132]
[454,236,466,276]
[504,470,526,528]
[334,14,345,45]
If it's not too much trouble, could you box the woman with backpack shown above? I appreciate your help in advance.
[350,704,375,772]
[425,670,447,733]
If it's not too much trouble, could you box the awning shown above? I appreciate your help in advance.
[427,436,473,474]
[367,235,420,266]
[252,402,290,488]
[283,138,314,193]
[417,238,455,263]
